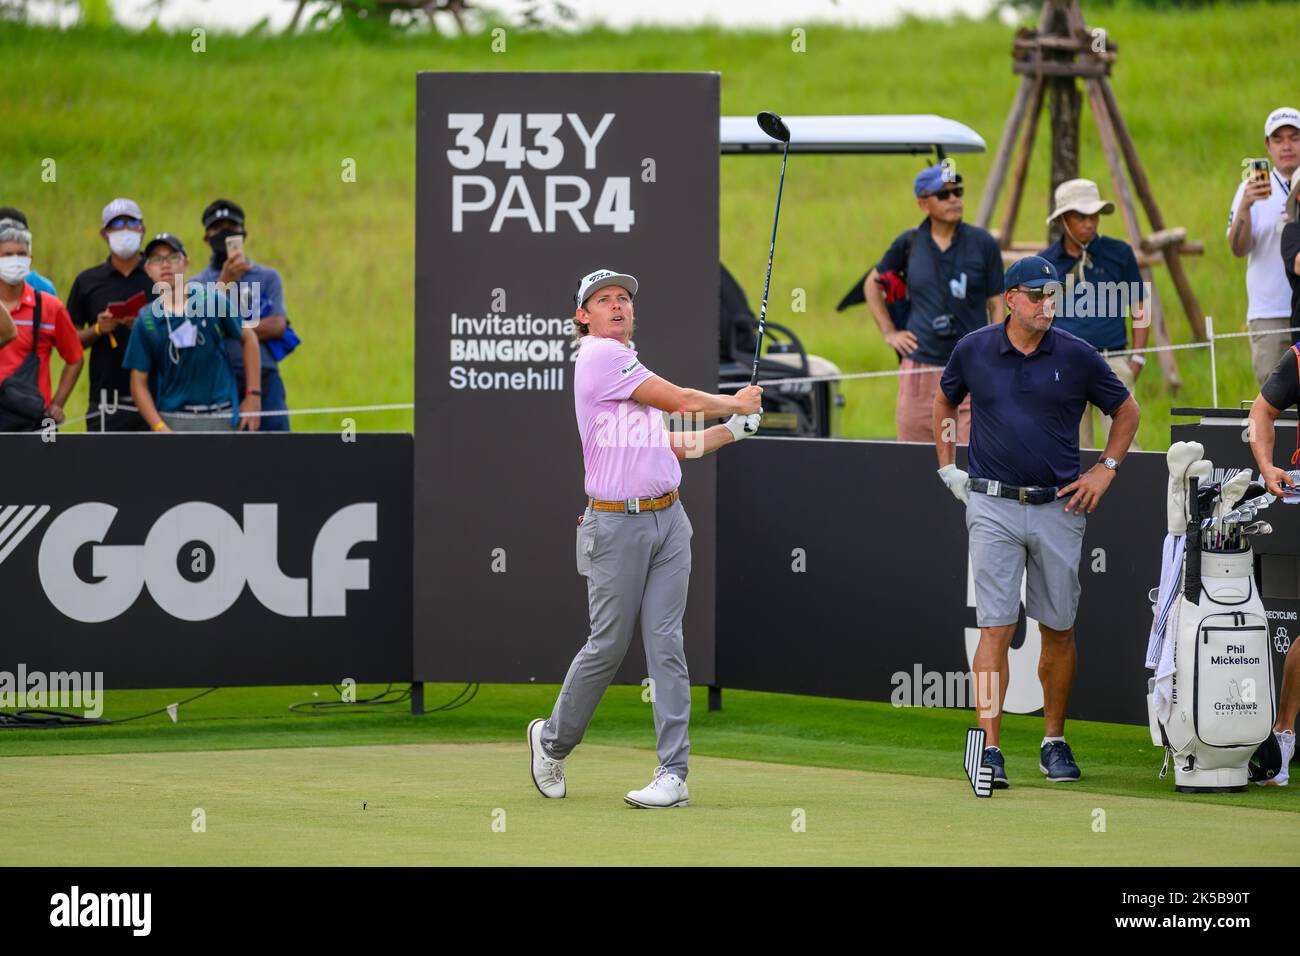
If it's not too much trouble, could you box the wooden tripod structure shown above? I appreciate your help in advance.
[975,0,1204,390]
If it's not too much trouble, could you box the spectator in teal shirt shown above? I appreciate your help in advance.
[124,233,262,433]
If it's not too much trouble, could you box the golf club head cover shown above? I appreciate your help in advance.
[1166,442,1203,534]
[1217,470,1252,518]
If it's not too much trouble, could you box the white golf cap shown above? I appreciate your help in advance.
[1046,178,1115,224]
[575,268,637,307]
[1265,106,1300,137]
[101,197,143,228]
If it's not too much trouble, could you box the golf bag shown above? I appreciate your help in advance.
[1146,444,1275,793]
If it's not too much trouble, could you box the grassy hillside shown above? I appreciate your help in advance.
[2,3,1290,442]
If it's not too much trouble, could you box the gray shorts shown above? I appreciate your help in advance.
[966,490,1086,631]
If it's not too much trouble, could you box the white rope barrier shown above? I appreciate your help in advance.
[717,323,1300,390]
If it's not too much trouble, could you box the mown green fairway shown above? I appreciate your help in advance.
[4,741,1296,866]
[2,684,1295,865]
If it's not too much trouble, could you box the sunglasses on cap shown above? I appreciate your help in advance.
[926,186,964,201]
[106,216,143,230]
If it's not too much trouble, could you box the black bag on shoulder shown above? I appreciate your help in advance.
[0,292,48,432]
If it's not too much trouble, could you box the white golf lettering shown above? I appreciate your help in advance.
[36,502,376,623]
[311,503,377,617]
[565,112,614,169]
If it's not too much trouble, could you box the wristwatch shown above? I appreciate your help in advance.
[1100,456,1118,472]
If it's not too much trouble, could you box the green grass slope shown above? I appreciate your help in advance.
[2,3,1291,440]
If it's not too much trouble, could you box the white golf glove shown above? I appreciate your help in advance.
[938,463,970,504]
[723,412,762,442]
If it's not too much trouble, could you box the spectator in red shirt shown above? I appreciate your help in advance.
[0,218,83,430]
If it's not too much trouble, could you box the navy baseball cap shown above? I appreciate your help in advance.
[1004,255,1060,289]
[914,163,963,197]
[143,233,187,257]
[202,199,245,229]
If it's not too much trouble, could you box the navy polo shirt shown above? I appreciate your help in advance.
[1038,234,1143,350]
[876,218,1004,367]
[940,322,1130,487]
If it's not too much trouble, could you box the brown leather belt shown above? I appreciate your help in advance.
[589,488,680,514]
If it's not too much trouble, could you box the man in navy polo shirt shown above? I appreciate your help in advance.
[1039,179,1146,449]
[864,163,1004,442]
[933,256,1140,787]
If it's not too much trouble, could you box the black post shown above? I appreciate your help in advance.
[411,682,425,715]
[708,685,722,712]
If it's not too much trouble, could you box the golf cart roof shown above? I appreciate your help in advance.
[720,114,986,157]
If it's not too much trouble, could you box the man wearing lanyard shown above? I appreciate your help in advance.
[934,256,1140,787]
[1039,179,1146,450]
[528,269,762,808]
[864,163,1005,442]
[1228,107,1300,385]
[1247,345,1300,784]
[124,234,261,433]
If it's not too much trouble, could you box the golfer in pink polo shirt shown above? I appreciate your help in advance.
[528,268,762,808]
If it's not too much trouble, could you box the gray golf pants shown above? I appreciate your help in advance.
[540,499,693,779]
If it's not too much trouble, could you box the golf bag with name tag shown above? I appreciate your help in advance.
[1147,452,1275,793]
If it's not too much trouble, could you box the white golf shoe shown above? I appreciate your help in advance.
[528,718,566,798]
[1261,730,1295,787]
[624,766,689,808]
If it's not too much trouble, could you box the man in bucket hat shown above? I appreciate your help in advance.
[1039,178,1146,450]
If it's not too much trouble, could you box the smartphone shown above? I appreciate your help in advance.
[225,234,244,258]
[1251,158,1270,185]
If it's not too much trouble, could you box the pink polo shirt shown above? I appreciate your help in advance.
[574,335,681,501]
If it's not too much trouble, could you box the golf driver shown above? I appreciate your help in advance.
[750,110,792,386]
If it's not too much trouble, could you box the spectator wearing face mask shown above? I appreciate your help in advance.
[64,198,157,431]
[190,199,296,431]
[0,217,84,431]
[0,208,57,297]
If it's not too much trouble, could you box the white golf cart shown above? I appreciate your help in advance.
[719,114,987,437]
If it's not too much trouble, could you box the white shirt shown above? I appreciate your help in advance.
[1227,169,1292,320]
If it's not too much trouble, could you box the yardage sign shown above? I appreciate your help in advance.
[415,73,720,683]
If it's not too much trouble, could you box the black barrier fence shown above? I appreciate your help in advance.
[2,425,1293,727]
[0,434,412,689]
[715,434,1296,726]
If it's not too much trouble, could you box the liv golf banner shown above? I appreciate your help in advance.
[414,73,720,683]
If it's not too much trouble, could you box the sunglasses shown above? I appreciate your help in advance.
[106,217,143,230]
[1014,286,1055,303]
[928,187,964,201]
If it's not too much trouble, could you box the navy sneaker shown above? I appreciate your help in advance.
[1040,740,1082,781]
[982,746,1010,789]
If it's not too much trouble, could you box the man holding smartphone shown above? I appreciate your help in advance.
[191,199,295,430]
[1228,107,1300,385]
[864,164,1004,443]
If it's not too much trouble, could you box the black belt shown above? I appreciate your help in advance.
[969,478,1061,505]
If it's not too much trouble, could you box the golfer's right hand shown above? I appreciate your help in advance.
[886,329,918,358]
[938,464,970,503]
[723,412,762,443]
[734,385,763,415]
